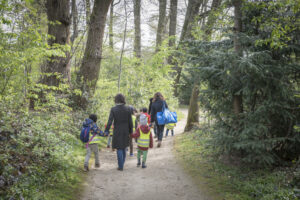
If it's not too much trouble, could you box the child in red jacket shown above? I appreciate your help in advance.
[131,114,153,168]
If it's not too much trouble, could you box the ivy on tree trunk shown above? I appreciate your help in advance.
[77,0,113,108]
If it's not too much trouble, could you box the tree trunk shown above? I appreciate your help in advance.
[168,0,177,48]
[156,0,167,52]
[71,0,78,42]
[77,0,112,108]
[41,0,71,86]
[133,0,141,58]
[109,0,114,49]
[185,0,221,131]
[86,0,91,25]
[185,81,200,131]
[203,0,222,39]
[233,0,243,114]
[173,0,202,96]
[118,0,128,92]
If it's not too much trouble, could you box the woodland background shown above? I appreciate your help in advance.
[0,0,299,199]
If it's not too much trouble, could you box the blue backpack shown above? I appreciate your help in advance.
[80,125,92,143]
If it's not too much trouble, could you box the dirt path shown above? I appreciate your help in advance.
[81,109,210,200]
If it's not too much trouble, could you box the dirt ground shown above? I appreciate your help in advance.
[81,109,210,200]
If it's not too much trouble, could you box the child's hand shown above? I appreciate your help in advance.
[104,131,109,136]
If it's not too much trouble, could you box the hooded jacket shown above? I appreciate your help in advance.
[131,125,153,151]
[83,119,106,144]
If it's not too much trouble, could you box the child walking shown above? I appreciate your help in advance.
[141,107,151,125]
[165,123,176,137]
[82,114,107,171]
[131,114,153,168]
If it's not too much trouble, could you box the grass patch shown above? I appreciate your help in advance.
[45,136,109,200]
[43,144,87,200]
[174,126,298,200]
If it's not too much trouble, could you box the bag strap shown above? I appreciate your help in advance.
[162,101,166,112]
[85,124,97,148]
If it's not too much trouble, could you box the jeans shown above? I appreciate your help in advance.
[84,143,99,167]
[155,122,165,141]
[166,129,174,136]
[117,148,126,169]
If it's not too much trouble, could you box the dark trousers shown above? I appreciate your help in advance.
[166,129,174,136]
[155,122,165,141]
[129,137,133,155]
[154,123,157,137]
[117,148,126,169]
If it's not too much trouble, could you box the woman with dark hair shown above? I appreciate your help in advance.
[150,92,168,147]
[105,93,133,171]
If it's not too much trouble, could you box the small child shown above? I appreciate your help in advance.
[165,123,176,137]
[131,114,153,168]
[83,114,107,172]
[141,107,151,125]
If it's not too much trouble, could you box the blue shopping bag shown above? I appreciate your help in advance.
[157,102,177,125]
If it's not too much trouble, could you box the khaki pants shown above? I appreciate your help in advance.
[84,143,99,167]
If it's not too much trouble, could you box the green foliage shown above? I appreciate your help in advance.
[175,128,298,200]
[86,42,179,124]
[181,0,300,166]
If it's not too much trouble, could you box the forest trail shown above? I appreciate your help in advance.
[81,109,210,200]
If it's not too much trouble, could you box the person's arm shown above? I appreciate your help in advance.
[129,110,133,134]
[164,101,168,109]
[150,103,155,123]
[149,132,153,148]
[105,108,114,133]
[135,118,138,130]
[91,123,105,136]
[131,127,140,138]
[148,98,152,114]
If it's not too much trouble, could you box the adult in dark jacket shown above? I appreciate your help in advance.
[150,92,168,147]
[105,93,133,171]
[148,97,157,138]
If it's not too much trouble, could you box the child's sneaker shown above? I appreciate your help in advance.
[142,162,147,168]
[95,163,100,168]
[130,153,134,157]
[107,145,110,148]
[137,159,141,167]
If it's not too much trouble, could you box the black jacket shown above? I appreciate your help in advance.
[148,98,153,114]
[105,104,133,149]
[150,99,168,123]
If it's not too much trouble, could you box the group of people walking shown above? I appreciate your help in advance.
[82,92,175,171]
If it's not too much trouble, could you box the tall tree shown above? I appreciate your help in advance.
[85,0,91,25]
[173,0,202,96]
[40,0,71,86]
[133,0,141,57]
[77,0,113,107]
[156,0,167,52]
[232,0,243,114]
[71,0,78,42]
[109,0,114,49]
[185,0,222,131]
[118,0,128,92]
[168,0,177,48]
